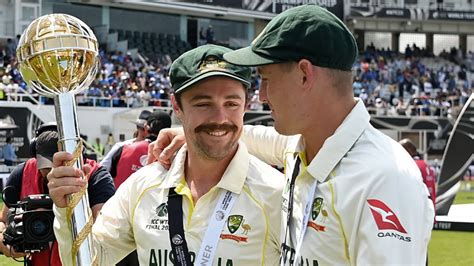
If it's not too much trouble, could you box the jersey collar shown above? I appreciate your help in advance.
[160,141,249,195]
[305,98,370,183]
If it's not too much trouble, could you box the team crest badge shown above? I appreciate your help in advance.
[308,197,327,232]
[155,203,168,217]
[312,198,324,220]
[221,215,250,242]
[198,56,227,73]
[227,215,243,234]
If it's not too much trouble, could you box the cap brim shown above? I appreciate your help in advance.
[131,119,146,127]
[223,46,284,66]
[36,154,53,169]
[175,71,251,95]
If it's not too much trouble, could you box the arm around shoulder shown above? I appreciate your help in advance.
[241,125,290,166]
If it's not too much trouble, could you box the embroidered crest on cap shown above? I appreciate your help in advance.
[198,56,227,73]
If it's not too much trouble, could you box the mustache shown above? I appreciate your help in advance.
[194,123,238,133]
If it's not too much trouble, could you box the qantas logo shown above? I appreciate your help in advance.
[367,199,407,233]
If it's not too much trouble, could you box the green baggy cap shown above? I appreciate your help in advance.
[170,44,251,95]
[224,4,358,71]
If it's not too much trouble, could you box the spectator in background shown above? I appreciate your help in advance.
[100,110,151,171]
[0,84,5,100]
[395,97,408,115]
[248,90,262,111]
[405,44,413,58]
[206,25,214,44]
[399,138,437,208]
[106,133,115,152]
[1,74,17,101]
[110,110,171,188]
[199,27,206,46]
[359,88,369,103]
[5,39,16,60]
[15,35,21,47]
[139,88,151,106]
[375,97,387,115]
[125,87,135,107]
[2,136,16,166]
[92,137,105,156]
[352,76,363,96]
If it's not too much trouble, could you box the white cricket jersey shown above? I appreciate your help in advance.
[242,99,435,265]
[54,142,284,266]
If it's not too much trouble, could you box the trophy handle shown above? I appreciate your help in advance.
[55,93,94,266]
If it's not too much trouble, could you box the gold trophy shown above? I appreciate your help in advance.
[17,14,100,266]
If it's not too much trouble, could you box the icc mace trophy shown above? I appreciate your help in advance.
[16,14,100,266]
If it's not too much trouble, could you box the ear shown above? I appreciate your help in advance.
[297,59,315,90]
[171,94,183,121]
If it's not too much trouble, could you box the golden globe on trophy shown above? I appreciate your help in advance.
[17,14,100,266]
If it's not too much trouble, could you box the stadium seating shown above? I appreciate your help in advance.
[109,29,193,61]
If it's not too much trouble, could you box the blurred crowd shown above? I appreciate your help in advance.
[351,43,473,117]
[78,50,174,108]
[0,47,175,108]
[0,38,472,117]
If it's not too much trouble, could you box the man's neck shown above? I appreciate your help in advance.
[135,130,147,142]
[184,149,235,204]
[303,96,356,163]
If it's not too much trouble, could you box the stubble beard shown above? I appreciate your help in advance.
[191,122,240,161]
[193,136,239,161]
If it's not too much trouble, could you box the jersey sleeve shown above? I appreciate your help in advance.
[241,125,290,167]
[100,142,122,172]
[53,177,137,265]
[3,163,24,207]
[87,166,116,207]
[334,167,434,265]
